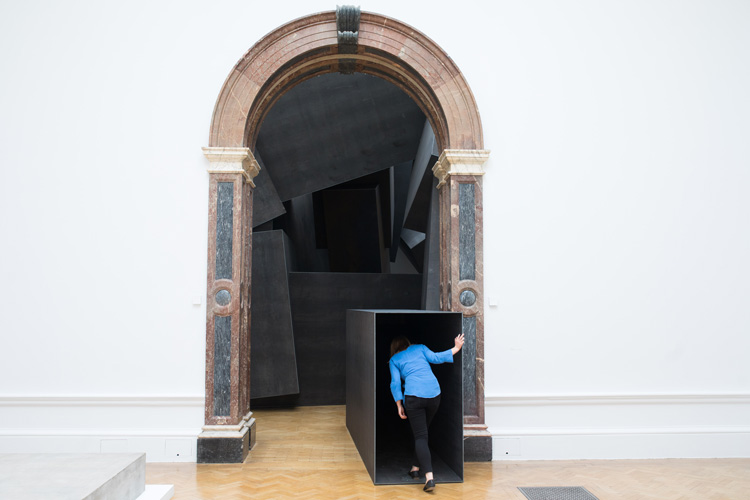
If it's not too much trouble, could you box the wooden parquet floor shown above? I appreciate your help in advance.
[146,406,750,499]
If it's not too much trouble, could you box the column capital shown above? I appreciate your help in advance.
[432,149,491,188]
[202,147,261,187]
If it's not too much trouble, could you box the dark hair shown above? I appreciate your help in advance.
[390,336,411,357]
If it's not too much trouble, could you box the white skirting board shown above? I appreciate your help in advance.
[0,395,204,462]
[0,434,200,462]
[4,393,750,462]
[486,393,750,460]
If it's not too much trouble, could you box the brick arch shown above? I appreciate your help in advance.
[208,11,483,151]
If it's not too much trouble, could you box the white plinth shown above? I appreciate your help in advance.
[0,453,173,500]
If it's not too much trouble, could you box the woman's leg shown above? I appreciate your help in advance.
[424,395,441,430]
[404,396,439,475]
[421,395,440,484]
[404,396,432,473]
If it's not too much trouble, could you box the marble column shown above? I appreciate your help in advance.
[197,147,259,463]
[432,149,493,461]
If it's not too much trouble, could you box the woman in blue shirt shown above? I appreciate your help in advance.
[389,333,464,492]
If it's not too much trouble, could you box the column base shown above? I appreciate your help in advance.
[464,426,493,462]
[197,412,256,463]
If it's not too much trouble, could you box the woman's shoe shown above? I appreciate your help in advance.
[423,479,435,492]
[409,469,420,479]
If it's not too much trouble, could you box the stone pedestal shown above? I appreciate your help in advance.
[464,427,493,462]
[197,412,257,464]
[433,149,493,461]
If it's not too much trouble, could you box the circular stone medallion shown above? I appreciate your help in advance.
[459,290,476,307]
[216,290,231,306]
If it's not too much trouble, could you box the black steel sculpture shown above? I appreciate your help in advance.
[346,309,464,485]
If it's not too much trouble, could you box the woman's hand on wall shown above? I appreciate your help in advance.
[451,333,465,355]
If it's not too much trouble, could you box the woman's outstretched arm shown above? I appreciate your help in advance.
[423,333,466,363]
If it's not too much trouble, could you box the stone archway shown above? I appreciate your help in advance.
[198,7,491,463]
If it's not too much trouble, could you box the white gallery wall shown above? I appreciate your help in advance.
[1,0,748,461]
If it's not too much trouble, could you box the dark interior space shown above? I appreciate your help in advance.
[249,72,442,408]
[346,310,463,485]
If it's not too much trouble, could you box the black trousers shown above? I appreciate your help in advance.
[404,394,441,473]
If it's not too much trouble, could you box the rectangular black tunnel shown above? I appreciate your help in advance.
[346,309,463,485]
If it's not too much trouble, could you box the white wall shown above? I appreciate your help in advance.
[0,0,748,461]
[480,0,750,459]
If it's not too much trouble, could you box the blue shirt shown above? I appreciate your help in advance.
[389,344,454,402]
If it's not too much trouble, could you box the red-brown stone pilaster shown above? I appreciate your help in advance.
[433,149,492,460]
[198,147,259,463]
